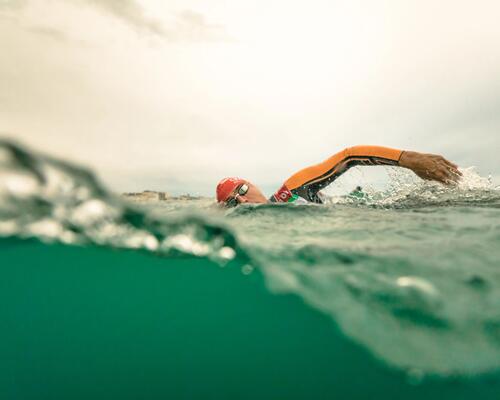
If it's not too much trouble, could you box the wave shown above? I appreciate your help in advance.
[0,139,248,266]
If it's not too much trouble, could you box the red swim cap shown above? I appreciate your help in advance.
[216,177,246,203]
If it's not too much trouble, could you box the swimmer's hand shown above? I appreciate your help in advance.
[399,151,462,184]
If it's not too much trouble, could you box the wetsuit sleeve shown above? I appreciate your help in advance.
[277,145,403,203]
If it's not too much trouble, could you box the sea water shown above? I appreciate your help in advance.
[1,140,500,399]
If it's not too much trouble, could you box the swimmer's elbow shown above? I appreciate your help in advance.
[343,146,363,158]
[341,145,402,161]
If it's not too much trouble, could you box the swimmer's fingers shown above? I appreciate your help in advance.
[435,169,452,184]
[419,167,446,184]
[448,168,462,181]
[424,161,457,184]
[439,164,461,184]
[433,155,462,182]
[440,157,462,177]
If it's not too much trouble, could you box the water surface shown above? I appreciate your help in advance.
[1,140,499,399]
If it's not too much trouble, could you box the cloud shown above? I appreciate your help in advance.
[0,0,27,10]
[83,0,165,36]
[81,1,227,41]
[0,0,26,23]
[26,25,69,42]
[172,10,228,42]
[1,0,228,42]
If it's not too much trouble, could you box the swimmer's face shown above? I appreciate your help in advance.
[233,181,268,205]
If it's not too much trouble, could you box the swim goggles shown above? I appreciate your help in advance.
[225,183,249,208]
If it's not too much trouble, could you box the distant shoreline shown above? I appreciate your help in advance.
[121,191,203,201]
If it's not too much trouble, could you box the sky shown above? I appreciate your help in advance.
[1,0,499,196]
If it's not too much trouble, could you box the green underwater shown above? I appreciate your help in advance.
[1,140,500,399]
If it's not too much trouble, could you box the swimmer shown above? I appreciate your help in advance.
[216,145,462,207]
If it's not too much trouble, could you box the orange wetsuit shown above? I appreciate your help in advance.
[269,145,403,204]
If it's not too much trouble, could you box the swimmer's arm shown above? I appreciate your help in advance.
[344,146,462,183]
[284,145,403,191]
[284,145,461,191]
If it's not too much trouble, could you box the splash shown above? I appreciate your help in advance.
[323,166,500,208]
